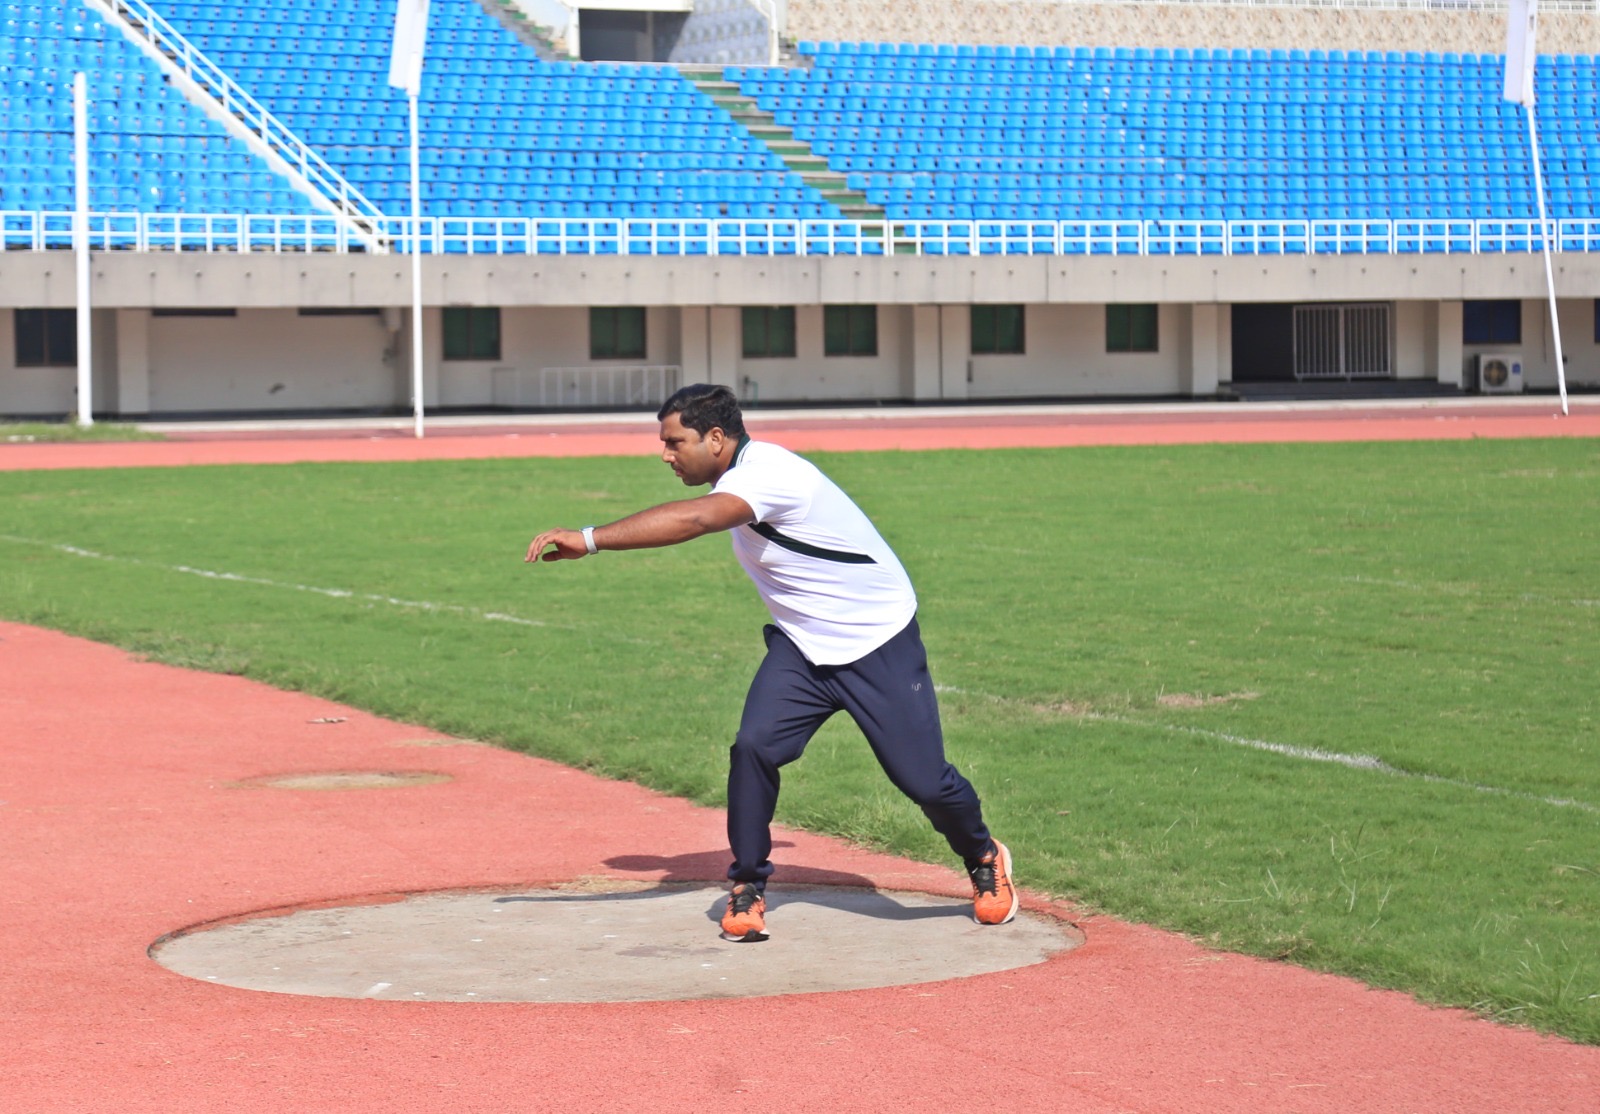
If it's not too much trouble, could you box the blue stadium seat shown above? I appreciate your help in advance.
[0,0,323,218]
[97,0,839,225]
[7,7,1596,243]
[717,35,1595,230]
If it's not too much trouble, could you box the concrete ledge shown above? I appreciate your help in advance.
[7,250,1596,308]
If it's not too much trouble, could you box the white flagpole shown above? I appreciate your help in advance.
[1526,105,1568,416]
[1505,0,1567,415]
[390,0,430,438]
[73,72,93,428]
[409,52,425,440]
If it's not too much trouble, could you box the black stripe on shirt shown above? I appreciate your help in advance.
[745,521,877,565]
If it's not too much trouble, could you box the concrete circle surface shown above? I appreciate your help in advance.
[151,883,1082,1002]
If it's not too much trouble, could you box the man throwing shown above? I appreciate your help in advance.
[526,384,1016,942]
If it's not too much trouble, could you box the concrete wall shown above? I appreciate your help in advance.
[1562,298,1597,388]
[924,302,1187,399]
[0,310,75,416]
[11,250,1597,313]
[787,0,1600,55]
[140,309,395,414]
[440,305,682,407]
[1467,298,1594,391]
[1,297,1159,414]
[670,0,772,64]
[5,251,1599,415]
[0,308,120,417]
[728,304,913,403]
[1394,300,1429,380]
[1192,302,1227,393]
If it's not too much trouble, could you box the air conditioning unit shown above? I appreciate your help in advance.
[1478,353,1524,394]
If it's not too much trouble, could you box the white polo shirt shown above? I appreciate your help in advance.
[713,438,917,666]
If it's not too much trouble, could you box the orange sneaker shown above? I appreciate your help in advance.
[969,840,1018,925]
[720,883,768,942]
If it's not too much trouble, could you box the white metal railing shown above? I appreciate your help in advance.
[524,366,683,408]
[2,211,363,252]
[98,0,391,245]
[5,211,1593,256]
[381,215,901,255]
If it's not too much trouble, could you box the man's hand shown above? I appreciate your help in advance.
[525,528,588,563]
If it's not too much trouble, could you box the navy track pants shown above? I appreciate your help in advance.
[727,617,992,888]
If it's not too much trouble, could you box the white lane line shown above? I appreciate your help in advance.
[936,685,1599,816]
[1159,721,1599,815]
[1,534,547,629]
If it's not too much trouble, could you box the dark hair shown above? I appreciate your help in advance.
[657,383,745,438]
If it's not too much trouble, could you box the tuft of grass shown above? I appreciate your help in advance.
[0,438,1597,1042]
[1,421,164,443]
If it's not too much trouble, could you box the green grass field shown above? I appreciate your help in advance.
[2,438,1597,1041]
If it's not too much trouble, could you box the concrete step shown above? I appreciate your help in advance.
[680,63,891,228]
[481,0,572,62]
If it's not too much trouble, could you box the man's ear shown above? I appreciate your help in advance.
[706,426,728,454]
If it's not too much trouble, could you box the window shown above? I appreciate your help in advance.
[150,308,237,317]
[742,307,796,359]
[443,307,501,361]
[824,305,877,357]
[590,306,646,360]
[972,305,1025,355]
[298,307,382,317]
[1107,304,1158,353]
[14,309,76,367]
[1464,300,1521,345]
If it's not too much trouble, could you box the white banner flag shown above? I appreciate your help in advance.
[1504,0,1538,106]
[388,0,431,95]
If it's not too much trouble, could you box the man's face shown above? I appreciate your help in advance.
[659,412,725,487]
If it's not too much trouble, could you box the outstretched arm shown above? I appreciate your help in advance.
[525,493,755,563]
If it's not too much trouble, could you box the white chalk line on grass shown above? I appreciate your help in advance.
[1339,574,1600,610]
[936,684,1600,816]
[0,533,550,631]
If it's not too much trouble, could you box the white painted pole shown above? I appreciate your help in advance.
[73,72,93,428]
[409,52,425,439]
[1504,0,1565,414]
[1526,104,1569,416]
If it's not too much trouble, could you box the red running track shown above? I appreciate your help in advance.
[2,398,1598,471]
[3,621,1598,1113]
[2,402,1598,1112]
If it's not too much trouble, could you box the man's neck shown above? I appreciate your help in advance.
[710,433,751,484]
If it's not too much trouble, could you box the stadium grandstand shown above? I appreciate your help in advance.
[2,0,1598,417]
